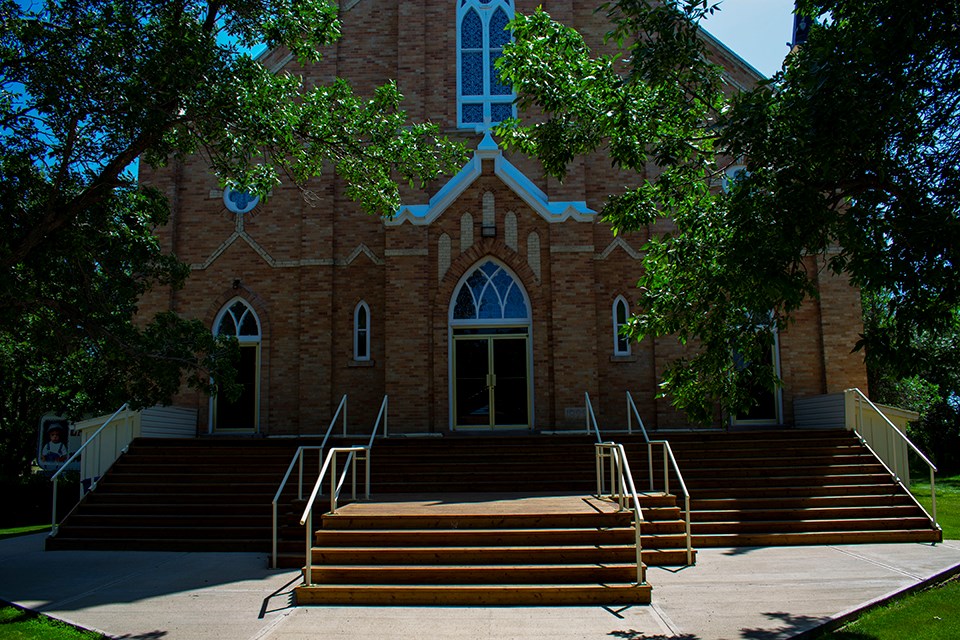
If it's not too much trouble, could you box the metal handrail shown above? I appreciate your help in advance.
[595,442,646,585]
[625,391,650,441]
[271,446,322,568]
[50,402,128,535]
[367,395,388,448]
[270,394,348,567]
[847,388,939,528]
[627,391,654,489]
[299,445,369,585]
[625,392,694,565]
[653,440,694,565]
[585,392,602,443]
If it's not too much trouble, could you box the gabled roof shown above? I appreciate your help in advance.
[387,133,595,226]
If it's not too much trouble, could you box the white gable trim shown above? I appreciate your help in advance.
[388,133,595,227]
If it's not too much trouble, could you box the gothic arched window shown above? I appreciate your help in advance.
[457,0,515,129]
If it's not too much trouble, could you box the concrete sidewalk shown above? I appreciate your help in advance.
[1,532,959,640]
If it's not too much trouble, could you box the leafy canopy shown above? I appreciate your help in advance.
[496,0,960,423]
[0,0,466,479]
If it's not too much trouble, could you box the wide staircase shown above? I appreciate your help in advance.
[621,429,941,547]
[46,438,301,551]
[46,428,939,605]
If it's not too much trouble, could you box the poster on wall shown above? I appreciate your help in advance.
[36,415,80,474]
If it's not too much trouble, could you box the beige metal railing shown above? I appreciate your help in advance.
[585,392,602,442]
[270,395,348,568]
[846,388,939,529]
[50,403,128,536]
[626,391,694,565]
[299,446,370,585]
[299,395,388,584]
[595,442,646,585]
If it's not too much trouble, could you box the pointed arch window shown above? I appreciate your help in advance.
[452,260,529,322]
[457,0,515,130]
[354,301,371,361]
[613,296,630,356]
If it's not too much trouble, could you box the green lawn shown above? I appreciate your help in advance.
[817,577,960,640]
[911,474,960,540]
[0,604,105,640]
[0,525,50,541]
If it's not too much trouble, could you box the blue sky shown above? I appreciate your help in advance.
[700,0,796,79]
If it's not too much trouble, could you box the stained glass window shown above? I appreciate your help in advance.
[457,0,515,129]
[223,187,260,215]
[452,260,529,321]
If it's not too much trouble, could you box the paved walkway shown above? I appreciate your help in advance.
[1,532,958,640]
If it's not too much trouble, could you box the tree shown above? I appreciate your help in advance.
[0,0,466,481]
[495,0,960,423]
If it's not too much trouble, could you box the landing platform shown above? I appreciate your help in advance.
[331,492,639,516]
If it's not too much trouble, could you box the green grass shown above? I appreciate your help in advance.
[0,525,50,541]
[817,577,960,639]
[0,604,105,640]
[911,473,960,540]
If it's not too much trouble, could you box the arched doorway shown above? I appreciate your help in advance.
[449,259,533,430]
[212,298,261,433]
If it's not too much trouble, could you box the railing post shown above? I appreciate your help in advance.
[297,449,304,500]
[305,509,312,585]
[51,477,59,536]
[931,468,937,525]
[595,445,602,497]
[351,452,357,501]
[663,445,670,495]
[271,503,278,569]
[330,451,337,513]
[647,442,654,492]
[365,449,371,500]
[626,392,632,434]
[635,508,644,585]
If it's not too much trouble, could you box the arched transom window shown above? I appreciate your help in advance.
[216,299,261,340]
[452,260,528,322]
[458,0,515,129]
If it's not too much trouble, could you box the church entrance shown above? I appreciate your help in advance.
[449,260,533,431]
[453,331,529,428]
[211,298,261,433]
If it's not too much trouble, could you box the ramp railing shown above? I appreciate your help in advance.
[50,403,128,536]
[846,387,939,529]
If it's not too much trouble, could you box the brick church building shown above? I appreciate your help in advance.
[139,0,867,437]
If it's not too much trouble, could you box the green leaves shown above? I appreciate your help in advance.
[0,0,466,477]
[501,0,960,424]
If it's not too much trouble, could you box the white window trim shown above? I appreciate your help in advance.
[354,301,371,361]
[613,296,631,356]
[456,0,516,131]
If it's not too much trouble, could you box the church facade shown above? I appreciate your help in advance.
[139,0,868,437]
